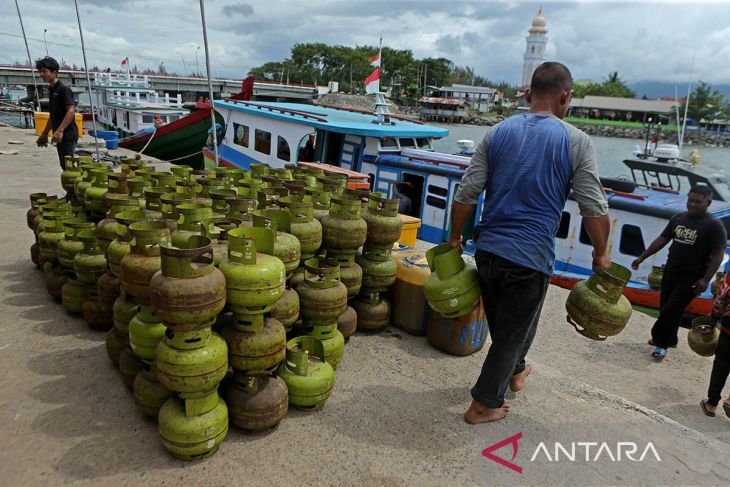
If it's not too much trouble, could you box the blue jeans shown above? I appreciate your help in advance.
[472,251,549,408]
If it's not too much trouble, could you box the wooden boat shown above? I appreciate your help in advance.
[120,106,221,169]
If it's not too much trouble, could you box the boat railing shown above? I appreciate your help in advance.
[109,90,183,109]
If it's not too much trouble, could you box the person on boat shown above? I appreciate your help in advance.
[446,62,610,424]
[393,181,414,216]
[700,271,730,418]
[34,56,78,169]
[632,185,727,360]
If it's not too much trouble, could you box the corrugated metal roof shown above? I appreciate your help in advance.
[570,95,677,113]
[437,84,497,94]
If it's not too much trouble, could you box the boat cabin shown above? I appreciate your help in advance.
[92,72,188,136]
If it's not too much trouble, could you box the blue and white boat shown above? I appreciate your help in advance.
[205,96,730,316]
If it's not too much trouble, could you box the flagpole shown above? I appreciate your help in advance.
[73,0,101,162]
[198,0,219,167]
[13,0,41,112]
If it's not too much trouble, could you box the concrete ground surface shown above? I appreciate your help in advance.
[1,125,729,487]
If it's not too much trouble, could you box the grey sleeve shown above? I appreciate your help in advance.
[569,128,609,217]
[454,128,491,204]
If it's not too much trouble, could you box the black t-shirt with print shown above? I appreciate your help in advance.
[49,80,78,141]
[661,211,727,278]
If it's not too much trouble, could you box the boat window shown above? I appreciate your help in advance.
[380,137,398,149]
[619,224,646,257]
[427,185,448,197]
[556,212,570,239]
[399,138,416,148]
[579,221,592,245]
[416,138,431,149]
[168,115,179,122]
[233,123,249,148]
[426,195,447,209]
[255,129,271,154]
[277,136,291,162]
[142,114,154,123]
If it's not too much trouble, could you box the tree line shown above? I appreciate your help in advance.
[247,43,516,99]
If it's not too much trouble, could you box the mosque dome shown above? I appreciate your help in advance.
[529,8,547,33]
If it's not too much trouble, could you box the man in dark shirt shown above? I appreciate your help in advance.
[34,57,78,169]
[632,185,727,359]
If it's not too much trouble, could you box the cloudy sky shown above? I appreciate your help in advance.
[3,0,730,85]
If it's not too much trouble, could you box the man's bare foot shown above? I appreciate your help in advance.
[464,399,510,424]
[510,364,533,392]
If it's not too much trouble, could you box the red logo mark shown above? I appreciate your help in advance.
[481,432,523,474]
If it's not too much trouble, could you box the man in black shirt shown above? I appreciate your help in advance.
[632,185,727,359]
[34,57,78,169]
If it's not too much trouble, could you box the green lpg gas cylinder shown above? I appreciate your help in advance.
[253,211,301,279]
[108,210,157,277]
[356,246,397,294]
[96,195,140,253]
[278,336,334,411]
[73,230,107,286]
[158,393,229,461]
[56,217,94,270]
[61,277,86,314]
[219,227,286,315]
[143,186,175,213]
[171,203,213,248]
[113,291,138,335]
[363,192,403,248]
[209,188,237,217]
[120,221,171,303]
[280,196,322,260]
[647,265,663,290]
[295,258,348,326]
[106,328,126,366]
[156,328,228,396]
[337,306,357,339]
[133,363,172,420]
[97,270,121,313]
[225,196,256,224]
[27,193,54,231]
[305,322,345,369]
[424,244,481,318]
[222,315,286,376]
[150,235,226,330]
[201,217,243,267]
[688,316,720,357]
[39,212,71,262]
[128,305,167,362]
[320,195,367,254]
[351,292,390,332]
[326,252,362,298]
[226,373,288,432]
[269,288,300,332]
[565,263,633,341]
[84,167,111,218]
[61,157,82,194]
[119,347,143,389]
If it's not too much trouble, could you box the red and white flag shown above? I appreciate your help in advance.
[369,52,381,68]
[121,57,129,66]
[365,44,381,94]
[364,67,380,94]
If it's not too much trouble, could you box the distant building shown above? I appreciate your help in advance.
[418,84,497,122]
[568,95,678,122]
[522,8,548,88]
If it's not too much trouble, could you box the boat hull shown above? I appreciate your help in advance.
[120,109,221,169]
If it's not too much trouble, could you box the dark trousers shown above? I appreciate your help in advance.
[472,251,549,408]
[650,269,697,349]
[56,138,77,169]
[707,323,730,407]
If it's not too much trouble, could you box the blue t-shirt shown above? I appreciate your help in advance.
[473,114,573,274]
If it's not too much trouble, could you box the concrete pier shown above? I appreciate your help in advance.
[0,125,728,486]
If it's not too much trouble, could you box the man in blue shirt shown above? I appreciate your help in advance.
[447,62,610,423]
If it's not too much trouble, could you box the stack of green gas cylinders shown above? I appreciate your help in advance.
[26,156,408,460]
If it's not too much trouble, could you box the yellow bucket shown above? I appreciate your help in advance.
[34,112,83,137]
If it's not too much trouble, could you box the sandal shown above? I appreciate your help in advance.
[651,347,667,360]
[647,339,676,348]
[700,400,716,417]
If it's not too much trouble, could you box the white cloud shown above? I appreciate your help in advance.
[2,0,729,85]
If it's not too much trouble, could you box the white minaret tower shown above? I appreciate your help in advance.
[521,7,548,87]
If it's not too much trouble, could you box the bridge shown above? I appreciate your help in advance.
[0,65,322,103]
